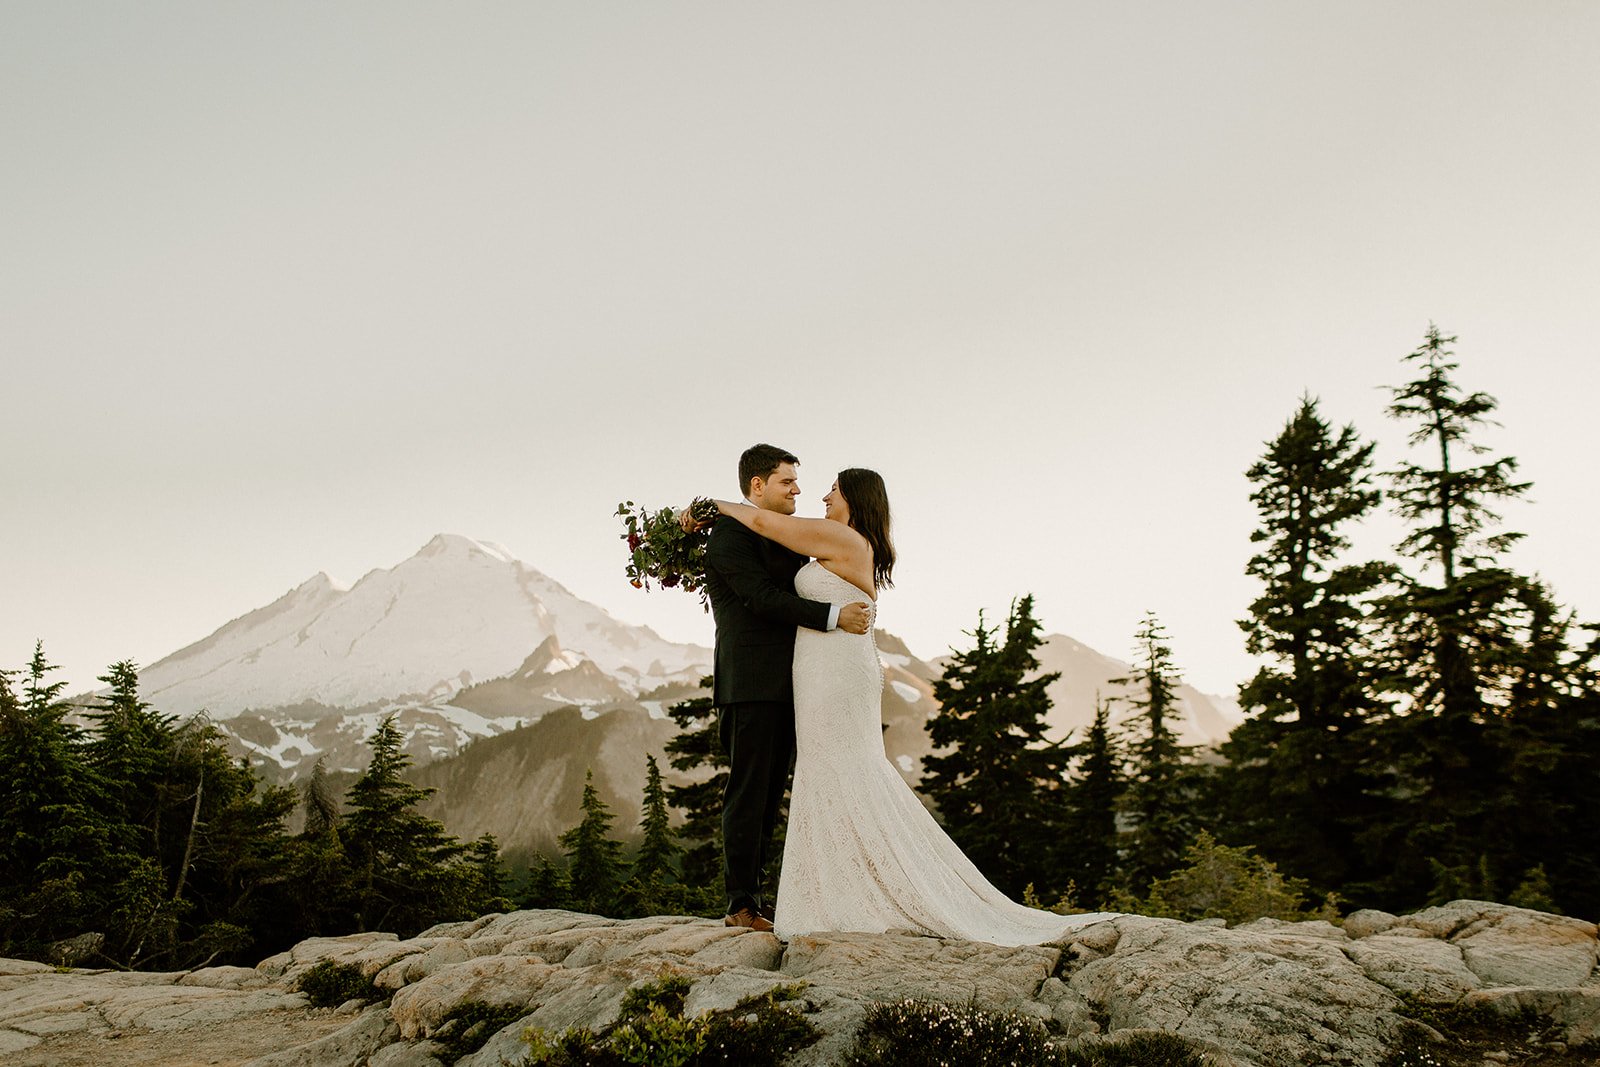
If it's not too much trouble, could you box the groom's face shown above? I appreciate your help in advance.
[750,462,800,514]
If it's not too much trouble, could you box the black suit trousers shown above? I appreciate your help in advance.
[719,700,795,915]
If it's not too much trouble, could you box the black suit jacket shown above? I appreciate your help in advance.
[703,516,832,706]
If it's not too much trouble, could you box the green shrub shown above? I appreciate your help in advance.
[1118,831,1338,926]
[618,973,692,1019]
[844,999,1211,1067]
[523,974,817,1067]
[844,998,1064,1067]
[1508,865,1560,914]
[1021,881,1091,915]
[699,986,817,1065]
[1063,1032,1207,1066]
[1379,1040,1451,1067]
[296,960,378,1008]
[1386,993,1577,1066]
[433,1000,529,1063]
[609,1004,706,1066]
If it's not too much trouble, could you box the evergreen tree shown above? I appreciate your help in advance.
[1116,613,1197,893]
[1493,640,1600,917]
[464,834,513,915]
[22,641,73,723]
[85,660,175,844]
[1381,324,1534,719]
[1060,697,1123,908]
[523,852,571,909]
[165,717,299,965]
[632,754,679,883]
[559,769,626,915]
[618,755,688,917]
[662,680,726,894]
[1218,397,1390,896]
[922,597,1069,898]
[1368,325,1586,903]
[82,660,192,966]
[302,758,340,838]
[342,715,471,934]
[282,772,352,944]
[0,645,109,959]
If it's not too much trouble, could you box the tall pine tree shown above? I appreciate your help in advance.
[1060,697,1123,907]
[1368,325,1571,904]
[342,715,472,934]
[1116,614,1196,893]
[559,769,626,915]
[922,597,1069,898]
[662,680,726,895]
[1218,397,1390,897]
[1381,324,1533,717]
[618,754,687,917]
[0,645,109,959]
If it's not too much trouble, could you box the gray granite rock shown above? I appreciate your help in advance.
[178,964,270,990]
[1454,910,1599,988]
[241,1004,399,1067]
[1068,915,1407,1066]
[1344,930,1482,1001]
[388,955,556,1039]
[5,901,1598,1066]
[368,1037,447,1067]
[1343,908,1400,939]
[780,931,1060,1014]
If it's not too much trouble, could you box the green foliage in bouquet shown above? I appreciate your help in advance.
[617,499,722,609]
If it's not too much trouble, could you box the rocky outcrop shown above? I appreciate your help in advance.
[0,900,1594,1066]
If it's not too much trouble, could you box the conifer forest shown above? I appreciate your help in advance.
[4,326,1595,969]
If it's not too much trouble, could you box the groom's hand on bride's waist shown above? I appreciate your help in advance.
[838,602,872,635]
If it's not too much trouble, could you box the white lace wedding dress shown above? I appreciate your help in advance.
[773,561,1119,945]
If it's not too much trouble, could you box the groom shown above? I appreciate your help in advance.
[704,443,871,931]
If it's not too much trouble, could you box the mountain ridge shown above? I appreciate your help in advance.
[134,533,711,721]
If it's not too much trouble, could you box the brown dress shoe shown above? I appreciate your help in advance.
[723,907,774,932]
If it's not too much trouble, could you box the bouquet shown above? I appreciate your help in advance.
[617,497,721,610]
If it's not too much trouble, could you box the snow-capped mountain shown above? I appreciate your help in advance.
[137,533,710,720]
[114,533,1240,798]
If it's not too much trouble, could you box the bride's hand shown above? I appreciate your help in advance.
[679,497,722,533]
[838,602,872,635]
[677,506,712,533]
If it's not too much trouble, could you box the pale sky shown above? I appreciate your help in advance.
[4,2,1597,698]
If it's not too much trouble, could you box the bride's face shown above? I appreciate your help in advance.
[822,481,850,525]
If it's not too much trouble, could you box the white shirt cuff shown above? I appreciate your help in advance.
[826,604,840,631]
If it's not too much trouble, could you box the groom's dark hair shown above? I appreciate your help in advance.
[739,443,799,496]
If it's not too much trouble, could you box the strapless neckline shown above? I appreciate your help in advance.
[800,559,875,603]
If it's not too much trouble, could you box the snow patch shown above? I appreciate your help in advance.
[138,532,712,719]
[543,648,586,674]
[890,680,921,703]
[896,754,914,773]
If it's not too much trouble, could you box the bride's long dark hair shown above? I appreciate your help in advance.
[838,468,895,590]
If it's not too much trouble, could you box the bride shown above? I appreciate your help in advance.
[703,468,1117,946]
